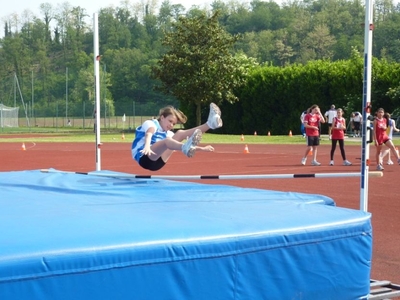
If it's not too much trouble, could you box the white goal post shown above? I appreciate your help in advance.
[0,104,19,128]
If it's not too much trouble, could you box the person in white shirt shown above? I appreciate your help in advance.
[379,112,400,164]
[352,111,363,137]
[324,104,337,139]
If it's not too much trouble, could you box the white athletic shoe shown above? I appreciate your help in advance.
[343,160,352,166]
[387,160,394,165]
[311,160,321,166]
[182,129,202,158]
[329,160,334,166]
[207,103,223,129]
[376,164,384,171]
[301,157,307,165]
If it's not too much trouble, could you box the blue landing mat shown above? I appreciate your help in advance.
[0,170,371,299]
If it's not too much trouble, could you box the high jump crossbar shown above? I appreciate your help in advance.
[40,169,383,180]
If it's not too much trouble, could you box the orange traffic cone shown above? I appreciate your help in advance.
[309,148,313,156]
[241,134,244,141]
[121,133,125,140]
[21,143,26,151]
[268,131,271,136]
[289,130,292,137]
[243,144,250,154]
[254,131,257,136]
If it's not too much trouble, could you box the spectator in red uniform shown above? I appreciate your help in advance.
[373,108,400,171]
[329,108,352,166]
[301,104,326,166]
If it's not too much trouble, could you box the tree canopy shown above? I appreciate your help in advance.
[1,0,400,129]
[152,11,257,125]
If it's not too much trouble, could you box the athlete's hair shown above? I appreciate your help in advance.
[158,106,187,124]
[384,112,391,126]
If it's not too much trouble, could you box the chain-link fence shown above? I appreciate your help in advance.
[24,115,149,131]
[1,100,165,133]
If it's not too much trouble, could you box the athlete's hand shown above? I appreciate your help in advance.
[199,145,214,152]
[140,146,155,156]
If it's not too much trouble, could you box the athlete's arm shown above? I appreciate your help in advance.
[392,119,400,132]
[141,127,156,156]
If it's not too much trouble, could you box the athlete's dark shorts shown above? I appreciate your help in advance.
[353,121,361,131]
[139,155,166,171]
[307,136,320,146]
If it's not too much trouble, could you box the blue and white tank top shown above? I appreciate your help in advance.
[386,119,394,138]
[131,119,174,162]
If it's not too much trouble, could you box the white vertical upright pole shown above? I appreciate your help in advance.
[94,13,101,171]
[32,70,34,122]
[360,0,374,211]
[103,64,106,128]
[14,73,17,107]
[66,67,68,124]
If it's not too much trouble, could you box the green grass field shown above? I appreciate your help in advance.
[0,131,367,145]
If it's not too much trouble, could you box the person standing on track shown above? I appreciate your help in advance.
[300,110,307,138]
[379,112,400,165]
[329,108,352,166]
[131,103,222,171]
[301,104,326,166]
[324,104,337,140]
[352,111,362,137]
[373,108,400,171]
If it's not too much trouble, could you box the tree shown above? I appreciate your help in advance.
[274,30,295,66]
[301,24,336,60]
[152,11,252,125]
[99,7,132,52]
[158,0,185,31]
[39,3,54,43]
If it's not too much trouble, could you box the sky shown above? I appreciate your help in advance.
[1,0,212,20]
